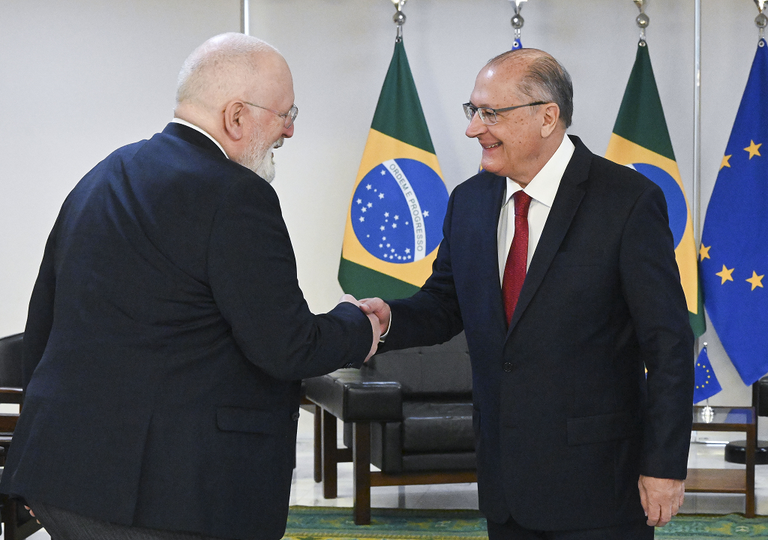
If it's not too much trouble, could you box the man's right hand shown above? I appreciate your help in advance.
[358,297,391,336]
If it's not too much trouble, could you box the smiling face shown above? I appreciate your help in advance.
[465,54,563,187]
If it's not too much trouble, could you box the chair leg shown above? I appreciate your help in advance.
[353,421,372,525]
[321,408,338,499]
[313,404,322,483]
[1,497,18,540]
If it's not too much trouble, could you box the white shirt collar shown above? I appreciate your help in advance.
[505,134,575,207]
[171,118,229,159]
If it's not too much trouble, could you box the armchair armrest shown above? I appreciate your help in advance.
[0,387,23,405]
[304,368,402,422]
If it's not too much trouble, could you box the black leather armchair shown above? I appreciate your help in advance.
[304,332,476,524]
[0,333,43,540]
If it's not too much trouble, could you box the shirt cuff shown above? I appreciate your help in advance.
[379,311,392,343]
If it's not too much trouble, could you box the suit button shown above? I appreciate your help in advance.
[503,362,513,372]
[291,412,300,421]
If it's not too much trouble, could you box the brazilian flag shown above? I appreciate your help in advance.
[338,39,448,299]
[605,41,706,337]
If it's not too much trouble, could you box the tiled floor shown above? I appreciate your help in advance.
[14,408,768,540]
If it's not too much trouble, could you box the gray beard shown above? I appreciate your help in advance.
[238,134,277,183]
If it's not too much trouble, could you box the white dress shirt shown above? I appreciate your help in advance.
[497,135,576,283]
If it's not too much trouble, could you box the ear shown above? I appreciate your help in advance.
[540,103,561,138]
[223,101,247,142]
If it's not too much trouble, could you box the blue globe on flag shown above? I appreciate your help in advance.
[351,158,448,264]
[630,163,687,249]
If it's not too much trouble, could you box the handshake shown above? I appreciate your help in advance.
[340,294,391,362]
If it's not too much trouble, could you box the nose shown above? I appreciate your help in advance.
[283,123,295,139]
[465,112,486,139]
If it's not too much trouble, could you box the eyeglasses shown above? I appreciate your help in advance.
[463,101,547,126]
[244,101,299,128]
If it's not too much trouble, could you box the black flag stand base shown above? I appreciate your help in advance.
[725,378,768,465]
[724,440,768,465]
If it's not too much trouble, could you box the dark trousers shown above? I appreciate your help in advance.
[28,502,226,540]
[486,515,654,540]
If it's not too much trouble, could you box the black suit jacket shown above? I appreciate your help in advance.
[0,123,372,540]
[382,136,694,531]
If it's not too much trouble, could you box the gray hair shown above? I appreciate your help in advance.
[487,49,573,128]
[176,33,277,107]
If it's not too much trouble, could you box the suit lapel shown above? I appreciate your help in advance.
[481,173,509,326]
[507,136,593,333]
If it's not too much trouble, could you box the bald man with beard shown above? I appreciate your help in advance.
[0,33,379,540]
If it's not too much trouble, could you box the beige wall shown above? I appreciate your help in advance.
[0,0,761,406]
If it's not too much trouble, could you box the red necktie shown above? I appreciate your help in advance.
[502,191,532,326]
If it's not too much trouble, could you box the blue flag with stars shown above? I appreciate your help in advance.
[693,347,722,404]
[700,39,768,387]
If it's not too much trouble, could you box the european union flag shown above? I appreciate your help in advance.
[693,347,722,404]
[700,39,768,387]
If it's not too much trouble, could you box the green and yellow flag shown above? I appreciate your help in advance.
[605,41,705,337]
[338,39,448,299]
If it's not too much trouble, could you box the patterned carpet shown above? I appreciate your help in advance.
[282,507,768,539]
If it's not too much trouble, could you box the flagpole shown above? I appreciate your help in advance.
[240,0,250,35]
[757,1,768,41]
[509,0,527,47]
[693,0,701,248]
[392,0,407,42]
[693,0,715,420]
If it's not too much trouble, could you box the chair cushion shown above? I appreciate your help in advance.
[401,401,475,453]
[401,452,477,472]
[368,332,472,397]
[0,334,24,388]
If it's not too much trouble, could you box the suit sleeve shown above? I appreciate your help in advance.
[207,178,372,380]
[619,183,694,480]
[22,224,60,388]
[384,190,464,351]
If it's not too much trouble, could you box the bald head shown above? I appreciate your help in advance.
[484,48,573,129]
[176,33,291,113]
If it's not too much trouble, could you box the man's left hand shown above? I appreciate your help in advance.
[638,475,685,527]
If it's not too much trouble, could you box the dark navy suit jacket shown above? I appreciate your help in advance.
[0,123,372,540]
[382,136,694,531]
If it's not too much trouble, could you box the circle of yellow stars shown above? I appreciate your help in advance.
[695,360,715,390]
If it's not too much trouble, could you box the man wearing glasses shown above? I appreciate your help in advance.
[0,33,380,540]
[362,48,693,539]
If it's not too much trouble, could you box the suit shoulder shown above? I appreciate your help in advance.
[452,170,504,197]
[144,130,279,204]
[589,154,657,191]
[583,154,666,208]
